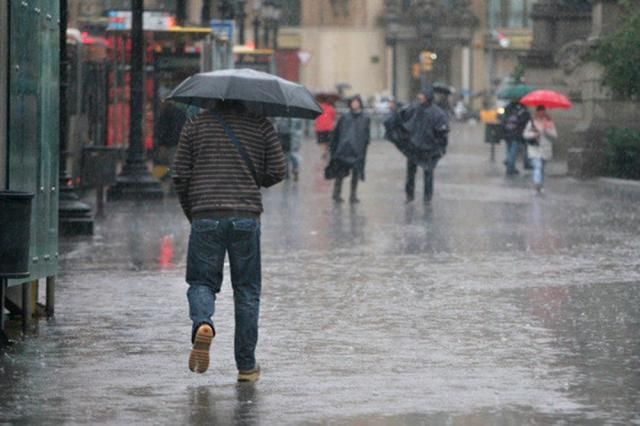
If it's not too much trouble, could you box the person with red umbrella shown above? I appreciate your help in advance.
[520,90,571,194]
[522,106,558,194]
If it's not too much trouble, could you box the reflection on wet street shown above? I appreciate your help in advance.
[2,124,639,425]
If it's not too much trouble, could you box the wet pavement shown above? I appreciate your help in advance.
[2,123,640,425]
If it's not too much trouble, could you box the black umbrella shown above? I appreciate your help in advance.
[432,81,453,95]
[165,68,322,119]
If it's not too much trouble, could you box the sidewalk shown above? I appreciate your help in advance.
[1,122,639,425]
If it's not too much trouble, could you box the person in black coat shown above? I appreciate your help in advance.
[500,100,532,175]
[403,87,450,203]
[326,95,370,203]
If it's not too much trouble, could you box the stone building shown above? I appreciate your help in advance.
[286,0,389,100]
[521,0,638,175]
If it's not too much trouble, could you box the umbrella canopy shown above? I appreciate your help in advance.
[433,81,453,95]
[497,84,534,100]
[520,90,572,109]
[165,68,322,119]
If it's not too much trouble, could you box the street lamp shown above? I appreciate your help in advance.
[109,0,163,200]
[236,0,247,45]
[252,0,261,48]
[262,0,274,48]
[272,0,282,50]
[386,12,400,99]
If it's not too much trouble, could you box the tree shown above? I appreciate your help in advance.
[592,2,640,99]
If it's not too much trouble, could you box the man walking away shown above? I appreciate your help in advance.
[405,88,450,203]
[328,95,371,203]
[172,100,286,382]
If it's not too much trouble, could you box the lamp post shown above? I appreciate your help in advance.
[109,0,163,200]
[262,0,274,48]
[236,0,247,45]
[252,0,261,48]
[201,0,211,24]
[59,0,93,234]
[272,0,282,50]
[386,12,400,99]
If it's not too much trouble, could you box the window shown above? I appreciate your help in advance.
[489,0,535,29]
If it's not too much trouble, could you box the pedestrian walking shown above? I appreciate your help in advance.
[522,106,557,194]
[172,100,286,382]
[274,116,304,181]
[325,95,370,203]
[500,100,532,175]
[315,100,337,159]
[403,88,449,203]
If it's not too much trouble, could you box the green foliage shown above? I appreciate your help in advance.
[592,7,640,99]
[604,128,640,180]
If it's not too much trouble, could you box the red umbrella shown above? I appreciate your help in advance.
[520,90,572,109]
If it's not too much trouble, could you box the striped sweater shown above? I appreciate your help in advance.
[172,109,286,220]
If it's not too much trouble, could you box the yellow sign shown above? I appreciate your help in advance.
[419,50,437,71]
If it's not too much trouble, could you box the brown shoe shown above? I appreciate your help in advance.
[237,364,261,382]
[189,324,214,373]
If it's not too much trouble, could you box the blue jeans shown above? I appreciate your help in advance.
[532,158,545,186]
[186,217,261,371]
[505,139,521,174]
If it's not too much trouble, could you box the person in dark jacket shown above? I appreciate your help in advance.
[500,100,531,175]
[404,88,450,203]
[172,100,286,382]
[327,95,370,203]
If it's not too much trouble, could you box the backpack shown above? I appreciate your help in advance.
[501,103,529,139]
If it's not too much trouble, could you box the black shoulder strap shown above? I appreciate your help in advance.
[210,111,259,188]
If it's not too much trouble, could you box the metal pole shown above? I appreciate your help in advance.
[58,0,93,235]
[253,17,260,49]
[176,0,187,26]
[201,0,212,25]
[109,0,163,200]
[129,1,144,167]
[22,282,32,334]
[0,278,6,332]
[391,39,397,98]
[237,1,246,45]
[46,276,55,318]
[272,20,278,50]
[263,19,269,48]
[59,0,68,180]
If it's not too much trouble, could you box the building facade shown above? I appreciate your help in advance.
[291,0,389,101]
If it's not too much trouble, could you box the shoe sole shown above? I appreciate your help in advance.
[189,326,214,373]
[238,368,261,383]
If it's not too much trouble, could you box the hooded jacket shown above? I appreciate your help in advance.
[325,98,371,180]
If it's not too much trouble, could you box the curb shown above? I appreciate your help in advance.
[598,177,640,189]
[596,177,640,199]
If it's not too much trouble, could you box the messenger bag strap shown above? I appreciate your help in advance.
[210,111,259,188]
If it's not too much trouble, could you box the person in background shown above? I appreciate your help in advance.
[315,98,337,159]
[500,99,531,176]
[274,116,304,181]
[523,106,557,194]
[404,88,450,204]
[327,95,370,203]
